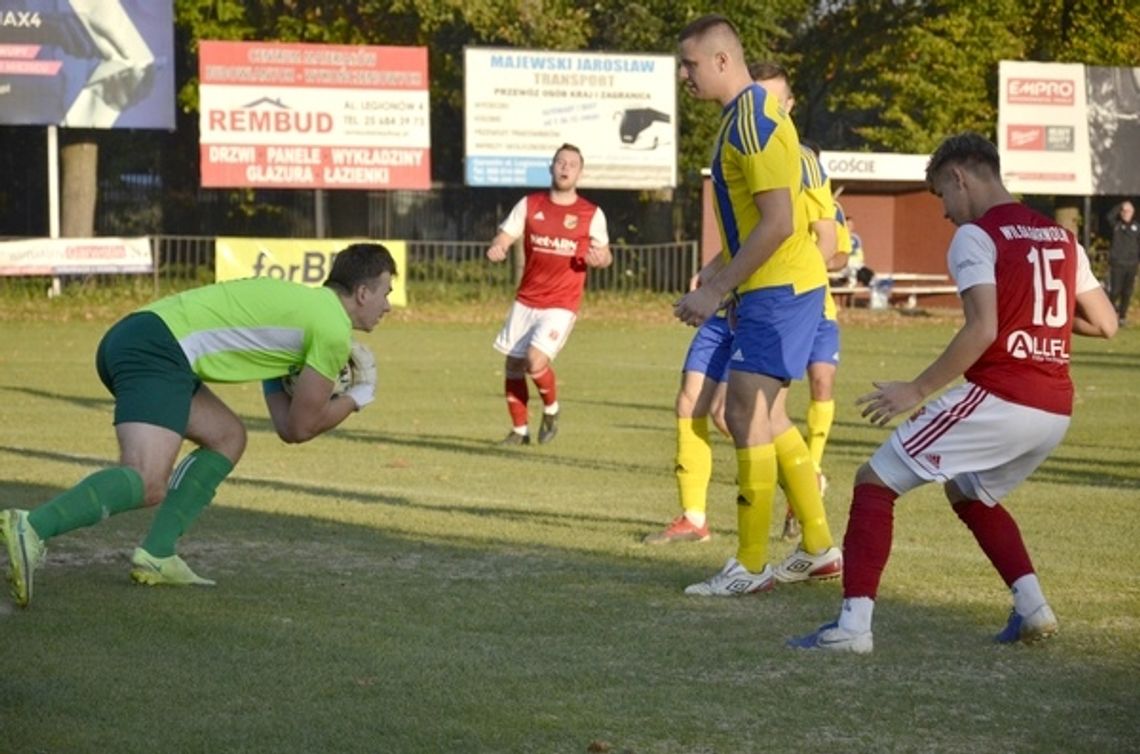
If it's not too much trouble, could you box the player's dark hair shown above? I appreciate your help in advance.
[553,143,584,167]
[748,60,789,84]
[926,132,1001,186]
[324,243,398,294]
[678,13,739,44]
[801,137,822,157]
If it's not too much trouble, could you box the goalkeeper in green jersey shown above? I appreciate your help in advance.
[2,243,396,607]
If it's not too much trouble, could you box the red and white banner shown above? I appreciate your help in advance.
[198,41,430,190]
[0,237,152,276]
[998,61,1091,195]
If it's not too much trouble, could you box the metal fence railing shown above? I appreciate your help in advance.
[2,237,701,299]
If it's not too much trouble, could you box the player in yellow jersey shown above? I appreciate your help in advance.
[673,14,840,596]
[750,62,847,550]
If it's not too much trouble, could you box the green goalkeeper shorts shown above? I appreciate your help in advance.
[95,311,201,434]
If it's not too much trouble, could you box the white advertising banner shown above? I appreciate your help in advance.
[464,47,677,189]
[998,61,1092,195]
[0,237,152,275]
[199,41,430,190]
[820,151,929,182]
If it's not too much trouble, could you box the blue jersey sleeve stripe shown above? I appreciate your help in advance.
[714,180,741,255]
[744,95,763,155]
[800,147,824,189]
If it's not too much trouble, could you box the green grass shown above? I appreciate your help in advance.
[1,304,1138,753]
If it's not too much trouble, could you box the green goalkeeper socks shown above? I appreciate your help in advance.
[28,466,145,541]
[141,448,234,558]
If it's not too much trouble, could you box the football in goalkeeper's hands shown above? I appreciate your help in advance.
[281,362,353,397]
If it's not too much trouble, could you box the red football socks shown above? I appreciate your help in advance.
[842,483,898,600]
[952,498,1035,587]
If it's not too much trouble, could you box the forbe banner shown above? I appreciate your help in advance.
[215,238,407,308]
[0,0,175,128]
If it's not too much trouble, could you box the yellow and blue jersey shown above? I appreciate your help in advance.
[834,203,853,257]
[710,83,828,296]
[799,145,835,227]
[798,145,839,321]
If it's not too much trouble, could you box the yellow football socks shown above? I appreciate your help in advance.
[775,427,833,554]
[735,444,776,572]
[675,417,712,517]
[806,399,835,474]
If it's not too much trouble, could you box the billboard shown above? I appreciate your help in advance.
[0,237,151,275]
[1087,66,1140,196]
[214,237,407,307]
[820,152,929,183]
[998,61,1092,195]
[0,0,174,128]
[464,47,677,189]
[199,41,431,190]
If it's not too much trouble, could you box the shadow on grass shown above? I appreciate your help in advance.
[0,385,113,412]
[1,500,1137,754]
[0,446,669,532]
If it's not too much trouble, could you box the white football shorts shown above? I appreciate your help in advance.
[869,381,1071,505]
[493,301,577,360]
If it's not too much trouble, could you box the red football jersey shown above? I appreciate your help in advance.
[960,203,1078,416]
[510,192,604,312]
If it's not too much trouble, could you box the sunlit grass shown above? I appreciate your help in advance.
[1,307,1137,753]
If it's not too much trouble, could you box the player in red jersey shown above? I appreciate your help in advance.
[789,132,1117,654]
[487,144,612,445]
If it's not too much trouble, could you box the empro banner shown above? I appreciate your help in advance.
[199,41,431,190]
[464,47,677,190]
[215,238,407,307]
[1000,61,1140,196]
[998,61,1092,195]
[0,0,174,128]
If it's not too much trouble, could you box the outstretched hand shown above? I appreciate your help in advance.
[856,381,924,426]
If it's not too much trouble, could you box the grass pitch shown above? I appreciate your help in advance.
[1,299,1137,753]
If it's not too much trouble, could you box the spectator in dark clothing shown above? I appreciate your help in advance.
[1107,201,1140,324]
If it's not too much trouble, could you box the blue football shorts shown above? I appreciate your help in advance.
[808,317,841,367]
[682,313,733,382]
[729,285,825,381]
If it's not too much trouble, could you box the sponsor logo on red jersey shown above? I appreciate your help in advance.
[1006,330,1069,363]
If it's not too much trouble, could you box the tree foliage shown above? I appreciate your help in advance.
[784,0,1140,152]
[5,1,1140,236]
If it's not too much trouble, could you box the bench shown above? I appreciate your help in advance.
[831,273,957,310]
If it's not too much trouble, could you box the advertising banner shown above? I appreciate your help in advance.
[0,236,152,275]
[1087,66,1140,196]
[820,152,929,183]
[199,41,430,190]
[215,238,407,307]
[998,61,1092,195]
[464,47,676,189]
[0,0,174,128]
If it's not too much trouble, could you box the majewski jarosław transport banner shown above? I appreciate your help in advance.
[0,0,174,128]
[198,41,430,190]
[463,47,677,190]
